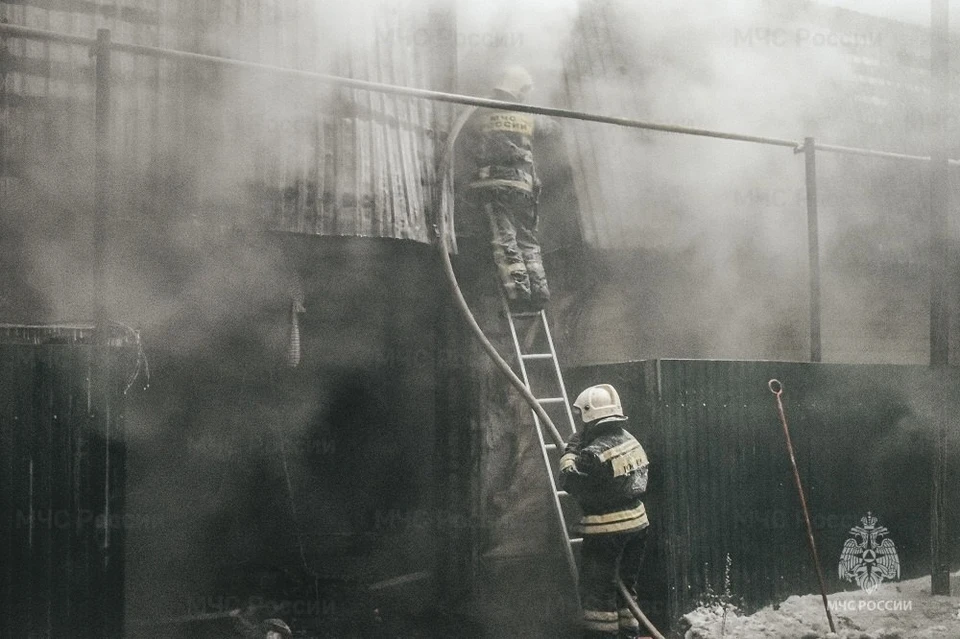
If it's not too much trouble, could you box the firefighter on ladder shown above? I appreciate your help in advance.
[461,65,553,311]
[560,384,650,639]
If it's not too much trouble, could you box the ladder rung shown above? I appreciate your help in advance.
[537,397,565,405]
[500,287,579,600]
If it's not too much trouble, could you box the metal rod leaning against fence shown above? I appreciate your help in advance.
[768,379,836,634]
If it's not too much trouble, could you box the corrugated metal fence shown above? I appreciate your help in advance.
[0,0,453,240]
[568,359,960,629]
[0,333,138,638]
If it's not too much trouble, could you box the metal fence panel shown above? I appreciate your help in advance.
[567,358,960,629]
[0,338,135,638]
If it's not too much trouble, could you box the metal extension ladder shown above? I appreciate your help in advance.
[501,296,583,593]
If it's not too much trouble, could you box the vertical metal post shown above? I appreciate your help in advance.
[929,0,951,597]
[929,7,950,369]
[93,28,111,341]
[804,137,822,363]
[931,380,950,595]
[92,33,117,620]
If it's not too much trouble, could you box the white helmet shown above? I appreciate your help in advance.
[260,618,292,638]
[495,65,534,101]
[572,384,626,424]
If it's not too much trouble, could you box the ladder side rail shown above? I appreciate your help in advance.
[539,310,578,439]
[499,296,580,602]
[532,398,580,591]
[503,298,541,432]
[501,299,579,588]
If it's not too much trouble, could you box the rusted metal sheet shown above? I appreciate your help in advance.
[0,0,454,242]
[0,332,137,638]
[567,358,960,631]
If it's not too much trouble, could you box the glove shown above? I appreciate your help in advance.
[558,445,589,493]
[559,432,582,475]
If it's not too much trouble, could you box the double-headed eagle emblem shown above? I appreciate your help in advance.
[838,512,900,593]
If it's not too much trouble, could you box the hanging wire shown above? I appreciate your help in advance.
[107,320,151,394]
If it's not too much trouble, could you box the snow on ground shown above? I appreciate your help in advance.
[680,572,960,639]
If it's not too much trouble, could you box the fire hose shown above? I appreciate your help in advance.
[434,105,564,447]
[435,105,663,639]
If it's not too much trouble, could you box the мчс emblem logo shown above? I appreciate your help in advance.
[838,512,900,594]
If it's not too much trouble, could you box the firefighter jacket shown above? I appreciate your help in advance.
[558,418,649,535]
[461,107,539,197]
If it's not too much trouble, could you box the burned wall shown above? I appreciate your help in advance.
[0,0,455,324]
[121,235,471,636]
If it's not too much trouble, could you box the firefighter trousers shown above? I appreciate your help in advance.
[481,189,549,306]
[579,527,649,639]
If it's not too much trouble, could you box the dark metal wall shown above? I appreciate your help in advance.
[119,236,474,636]
[567,358,960,630]
[0,338,136,638]
[440,243,580,637]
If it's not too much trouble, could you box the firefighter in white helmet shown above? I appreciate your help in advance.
[560,384,650,639]
[461,65,552,310]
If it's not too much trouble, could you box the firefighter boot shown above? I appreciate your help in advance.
[496,257,531,303]
[527,263,550,309]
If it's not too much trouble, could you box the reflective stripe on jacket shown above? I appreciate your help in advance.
[559,419,650,535]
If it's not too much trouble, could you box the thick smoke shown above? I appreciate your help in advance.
[511,0,952,365]
[2,0,956,633]
[6,0,947,366]
[3,0,455,628]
